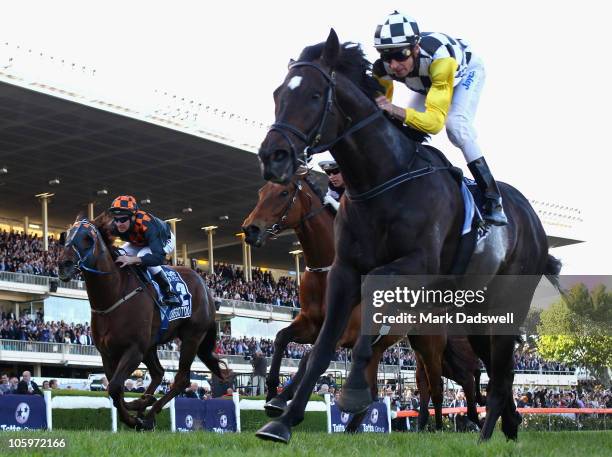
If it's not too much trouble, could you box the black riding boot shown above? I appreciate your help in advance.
[467,157,508,226]
[153,271,181,307]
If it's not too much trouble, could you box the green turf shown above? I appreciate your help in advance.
[0,430,610,457]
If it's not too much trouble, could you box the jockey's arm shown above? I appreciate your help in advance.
[404,57,457,134]
[140,232,167,266]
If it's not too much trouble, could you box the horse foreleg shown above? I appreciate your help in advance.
[266,316,317,403]
[107,346,144,429]
[256,264,361,443]
[125,347,164,414]
[265,351,311,417]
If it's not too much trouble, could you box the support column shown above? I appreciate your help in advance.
[246,244,253,282]
[35,193,54,252]
[238,233,248,279]
[87,202,95,220]
[182,243,188,267]
[202,226,217,275]
[289,249,303,286]
[23,216,29,236]
[33,364,42,377]
[166,218,181,266]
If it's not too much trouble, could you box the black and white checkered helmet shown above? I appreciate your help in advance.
[374,11,420,50]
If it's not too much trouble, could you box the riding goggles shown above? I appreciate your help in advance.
[380,47,413,63]
[113,216,131,223]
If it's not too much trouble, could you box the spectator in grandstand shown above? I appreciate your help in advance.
[21,370,42,396]
[251,351,267,396]
[124,379,136,392]
[317,384,330,396]
[182,382,202,399]
[0,373,10,394]
[42,380,50,390]
[49,379,59,390]
[109,195,181,307]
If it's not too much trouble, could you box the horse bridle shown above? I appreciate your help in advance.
[268,61,384,164]
[265,178,328,237]
[65,221,113,276]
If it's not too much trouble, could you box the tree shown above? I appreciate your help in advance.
[537,283,612,385]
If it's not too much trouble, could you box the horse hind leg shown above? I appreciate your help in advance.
[478,335,516,442]
[142,333,202,429]
[196,323,231,382]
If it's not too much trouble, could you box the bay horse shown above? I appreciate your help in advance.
[242,169,484,430]
[57,214,230,430]
[255,30,559,443]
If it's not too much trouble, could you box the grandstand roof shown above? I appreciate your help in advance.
[0,80,323,269]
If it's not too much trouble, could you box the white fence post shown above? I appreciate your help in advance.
[383,396,391,434]
[44,390,52,430]
[170,398,176,432]
[110,398,117,433]
[325,394,332,433]
[232,392,241,432]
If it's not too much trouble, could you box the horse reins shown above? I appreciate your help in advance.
[269,61,453,202]
[67,220,146,315]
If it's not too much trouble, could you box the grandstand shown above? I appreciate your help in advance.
[0,42,586,392]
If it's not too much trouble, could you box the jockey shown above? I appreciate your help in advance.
[372,11,508,226]
[108,196,181,307]
[319,160,345,212]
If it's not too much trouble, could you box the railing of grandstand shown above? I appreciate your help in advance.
[0,340,575,375]
[220,299,297,318]
[0,271,85,290]
[0,272,297,314]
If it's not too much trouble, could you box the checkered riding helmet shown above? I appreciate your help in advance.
[109,195,139,216]
[374,11,420,51]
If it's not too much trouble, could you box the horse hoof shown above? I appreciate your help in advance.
[336,387,371,414]
[264,397,287,418]
[255,421,291,443]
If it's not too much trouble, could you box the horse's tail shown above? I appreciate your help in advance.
[545,254,568,299]
[198,322,232,383]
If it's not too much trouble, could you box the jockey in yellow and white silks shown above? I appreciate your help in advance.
[372,11,507,226]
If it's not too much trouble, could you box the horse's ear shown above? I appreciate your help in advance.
[322,28,340,67]
[74,212,86,223]
[296,166,309,176]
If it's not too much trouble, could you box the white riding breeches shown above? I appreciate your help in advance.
[406,56,486,163]
[121,231,176,275]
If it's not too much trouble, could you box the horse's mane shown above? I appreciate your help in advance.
[298,41,429,144]
[302,171,327,204]
[92,212,116,249]
[298,42,382,101]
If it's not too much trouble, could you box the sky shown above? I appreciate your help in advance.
[2,0,610,274]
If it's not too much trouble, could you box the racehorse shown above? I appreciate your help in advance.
[255,30,559,443]
[57,214,230,430]
[242,170,484,430]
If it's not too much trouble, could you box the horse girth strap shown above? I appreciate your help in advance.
[345,165,454,202]
[91,286,144,315]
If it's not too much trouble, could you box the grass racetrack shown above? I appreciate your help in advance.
[1,430,610,457]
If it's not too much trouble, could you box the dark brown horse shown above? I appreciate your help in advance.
[255,31,558,443]
[57,214,230,430]
[242,170,483,430]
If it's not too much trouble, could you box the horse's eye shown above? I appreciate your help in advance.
[280,190,289,197]
[312,92,322,100]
